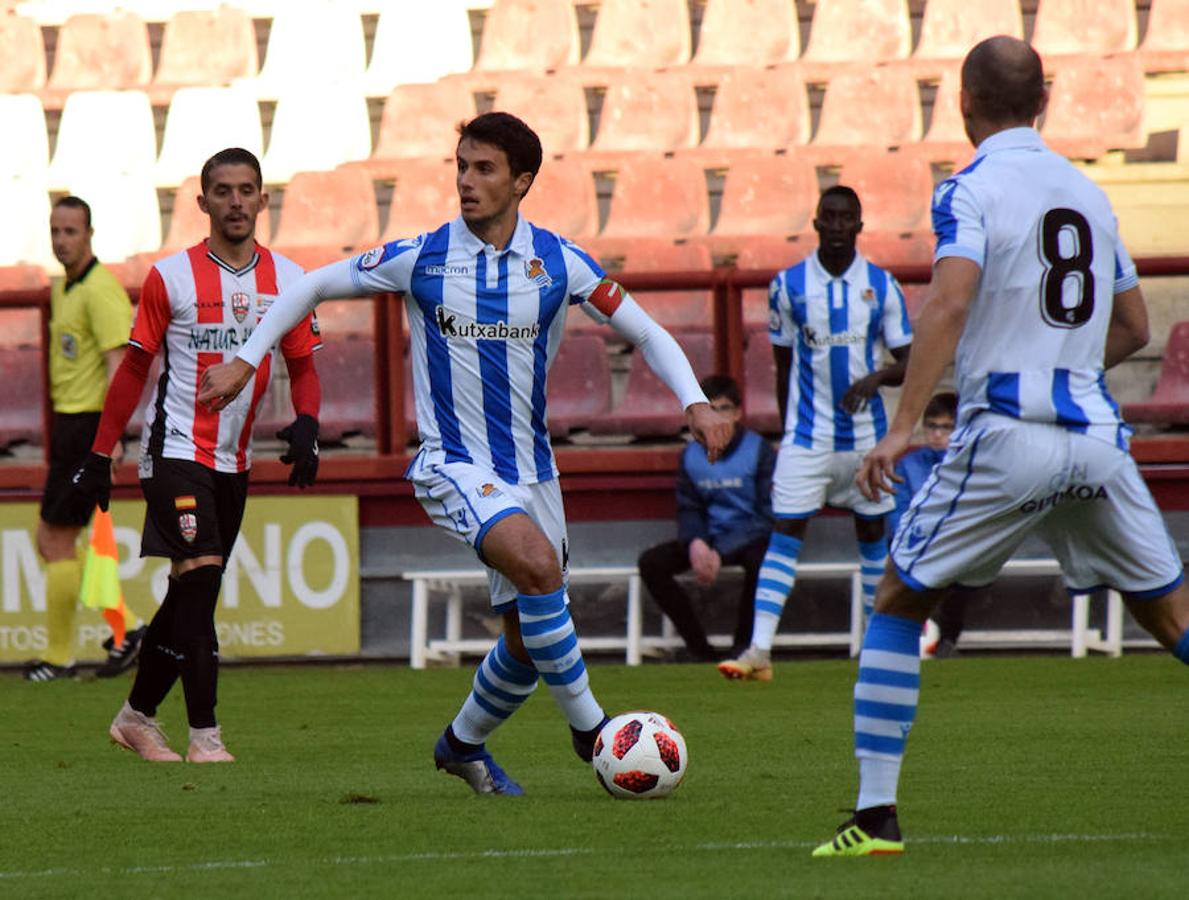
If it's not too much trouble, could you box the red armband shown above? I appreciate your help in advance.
[92,345,154,455]
[286,353,322,419]
[587,278,625,318]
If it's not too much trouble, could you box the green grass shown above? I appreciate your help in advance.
[2,655,1186,899]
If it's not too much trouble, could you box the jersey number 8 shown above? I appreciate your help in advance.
[1038,207,1095,329]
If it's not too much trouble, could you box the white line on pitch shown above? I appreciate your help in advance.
[0,833,1164,882]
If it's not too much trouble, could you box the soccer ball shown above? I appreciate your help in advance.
[591,711,687,799]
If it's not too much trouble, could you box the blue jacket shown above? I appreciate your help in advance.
[889,445,946,538]
[676,428,775,556]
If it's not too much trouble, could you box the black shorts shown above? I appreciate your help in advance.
[40,412,101,528]
[140,455,249,562]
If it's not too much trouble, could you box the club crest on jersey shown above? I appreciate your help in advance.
[477,483,502,499]
[231,291,250,323]
[525,257,552,288]
[358,245,386,270]
[861,287,876,305]
[178,512,198,544]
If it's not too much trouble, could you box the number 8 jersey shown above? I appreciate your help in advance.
[932,126,1138,450]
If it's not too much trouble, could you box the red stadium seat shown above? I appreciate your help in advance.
[735,241,805,328]
[801,0,911,70]
[583,0,691,69]
[163,175,273,253]
[0,346,43,450]
[1041,54,1147,159]
[307,333,377,441]
[0,12,46,92]
[381,159,458,242]
[1140,0,1189,72]
[621,241,714,332]
[691,0,800,68]
[743,328,781,436]
[712,155,817,244]
[1123,321,1189,425]
[589,72,699,154]
[520,157,599,238]
[153,8,258,91]
[272,168,381,270]
[591,332,716,437]
[913,0,1023,62]
[921,65,966,145]
[371,81,477,164]
[700,66,810,153]
[475,0,581,72]
[1031,0,1137,59]
[599,156,710,240]
[45,12,152,97]
[546,334,613,437]
[837,153,934,234]
[813,65,922,151]
[494,76,589,156]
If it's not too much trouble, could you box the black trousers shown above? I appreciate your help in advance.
[637,537,769,655]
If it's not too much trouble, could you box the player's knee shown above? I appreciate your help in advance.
[171,564,222,644]
[36,522,78,562]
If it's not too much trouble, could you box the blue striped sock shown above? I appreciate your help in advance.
[750,532,803,651]
[518,588,605,732]
[1176,628,1189,665]
[451,635,538,745]
[858,538,888,622]
[853,612,921,809]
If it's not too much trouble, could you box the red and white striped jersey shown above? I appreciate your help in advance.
[130,241,321,473]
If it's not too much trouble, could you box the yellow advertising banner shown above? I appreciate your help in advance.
[0,495,360,663]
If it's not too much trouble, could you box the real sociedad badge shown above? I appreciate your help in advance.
[525,256,553,288]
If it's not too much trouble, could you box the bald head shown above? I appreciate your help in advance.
[961,36,1046,127]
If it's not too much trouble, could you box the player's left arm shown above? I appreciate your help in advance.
[1104,288,1149,369]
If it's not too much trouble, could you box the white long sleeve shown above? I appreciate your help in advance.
[607,292,708,411]
[237,258,359,367]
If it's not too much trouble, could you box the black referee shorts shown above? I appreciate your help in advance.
[139,455,248,562]
[40,412,101,528]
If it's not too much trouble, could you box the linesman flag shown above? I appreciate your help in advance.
[80,507,130,646]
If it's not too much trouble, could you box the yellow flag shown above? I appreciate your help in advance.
[80,507,127,645]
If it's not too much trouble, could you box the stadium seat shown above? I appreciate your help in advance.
[153,7,258,93]
[154,86,264,188]
[363,3,473,95]
[837,153,934,234]
[0,11,46,92]
[474,0,580,73]
[921,65,966,144]
[162,175,273,253]
[589,72,699,154]
[599,156,711,240]
[45,11,152,97]
[0,91,48,181]
[743,328,781,436]
[813,65,922,151]
[590,332,715,436]
[711,155,817,245]
[370,81,477,165]
[65,172,162,262]
[691,0,799,68]
[0,178,53,268]
[261,86,372,183]
[294,332,376,440]
[1123,321,1189,425]
[48,89,157,192]
[735,241,804,328]
[801,0,911,69]
[1041,54,1147,158]
[250,2,367,99]
[272,168,380,270]
[699,66,810,153]
[546,333,612,437]
[913,0,1024,62]
[493,76,589,156]
[520,157,598,237]
[583,0,691,69]
[620,241,714,332]
[1031,0,1137,59]
[380,159,458,242]
[0,346,43,450]
[1140,0,1189,72]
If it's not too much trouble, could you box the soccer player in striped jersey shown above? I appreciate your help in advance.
[70,148,324,764]
[198,113,732,794]
[813,36,1189,858]
[719,186,913,682]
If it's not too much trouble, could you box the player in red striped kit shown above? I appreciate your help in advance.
[70,148,323,763]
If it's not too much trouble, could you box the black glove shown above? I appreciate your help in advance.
[70,451,113,513]
[277,414,319,488]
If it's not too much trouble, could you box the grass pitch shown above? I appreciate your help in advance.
[2,654,1185,899]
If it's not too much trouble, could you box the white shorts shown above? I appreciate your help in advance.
[407,454,569,609]
[773,443,895,519]
[891,414,1185,596]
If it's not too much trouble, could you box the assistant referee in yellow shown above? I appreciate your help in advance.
[26,196,140,682]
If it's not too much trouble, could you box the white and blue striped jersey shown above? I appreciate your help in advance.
[932,127,1139,449]
[348,216,607,485]
[769,251,913,452]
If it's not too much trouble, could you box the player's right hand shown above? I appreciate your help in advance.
[855,430,909,501]
[70,451,113,513]
[198,358,256,411]
[686,402,733,462]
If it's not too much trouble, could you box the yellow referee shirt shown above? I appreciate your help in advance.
[49,259,132,413]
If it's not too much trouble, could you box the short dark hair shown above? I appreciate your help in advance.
[457,112,543,179]
[700,374,742,407]
[818,184,861,216]
[53,195,91,228]
[961,36,1046,124]
[924,392,958,421]
[200,147,264,194]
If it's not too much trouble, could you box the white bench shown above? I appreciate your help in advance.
[401,559,1126,668]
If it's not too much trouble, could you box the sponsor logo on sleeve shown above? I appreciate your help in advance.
[357,246,386,270]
